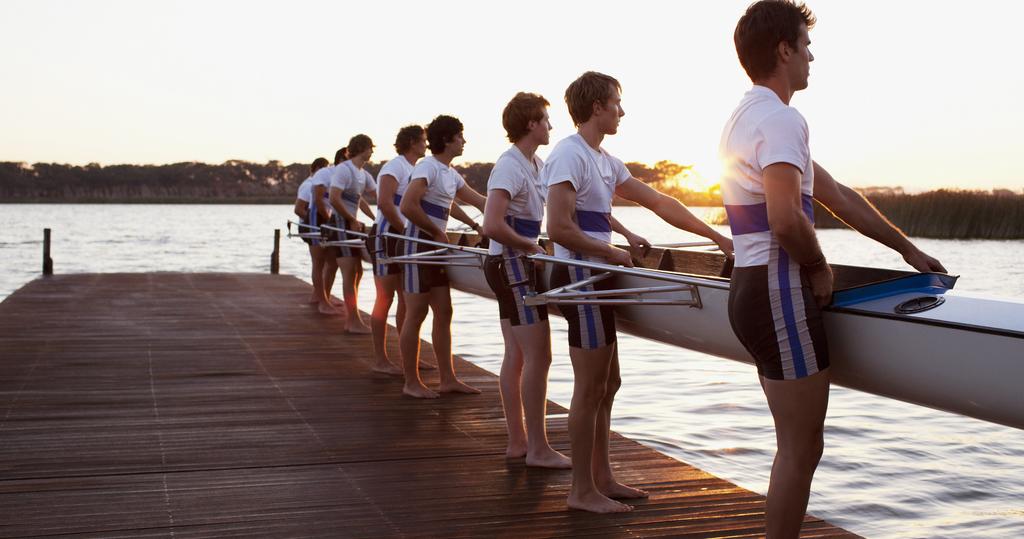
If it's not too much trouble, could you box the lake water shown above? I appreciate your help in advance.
[1,204,1022,538]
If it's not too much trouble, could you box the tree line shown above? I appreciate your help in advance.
[0,159,718,205]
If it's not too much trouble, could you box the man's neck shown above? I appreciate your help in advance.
[350,156,366,169]
[577,122,605,151]
[434,152,455,166]
[514,138,540,162]
[754,76,795,105]
[402,152,420,166]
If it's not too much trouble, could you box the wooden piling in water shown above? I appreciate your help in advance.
[42,227,53,275]
[270,228,280,274]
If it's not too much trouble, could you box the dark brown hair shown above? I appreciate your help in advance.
[426,115,464,154]
[564,71,621,127]
[347,134,373,157]
[734,0,816,82]
[310,157,329,174]
[394,125,425,154]
[502,92,550,142]
[333,147,348,165]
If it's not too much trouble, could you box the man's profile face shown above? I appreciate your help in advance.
[595,85,625,135]
[448,132,465,157]
[791,24,814,90]
[529,109,552,145]
[413,134,427,158]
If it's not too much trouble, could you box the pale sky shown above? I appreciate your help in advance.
[2,0,1022,191]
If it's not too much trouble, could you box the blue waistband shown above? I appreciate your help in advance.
[725,194,815,235]
[575,210,611,233]
[505,216,541,238]
[342,192,360,203]
[422,199,450,220]
[393,194,402,206]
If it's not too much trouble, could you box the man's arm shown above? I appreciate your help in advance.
[615,177,734,256]
[377,175,405,228]
[449,203,482,234]
[812,162,946,273]
[610,215,650,260]
[546,182,633,266]
[293,199,308,220]
[480,190,540,252]
[329,186,358,227]
[455,184,487,212]
[358,197,375,221]
[400,178,447,243]
[764,163,831,306]
[313,185,330,218]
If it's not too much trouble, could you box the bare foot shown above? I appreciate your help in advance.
[371,361,403,375]
[598,481,648,499]
[345,322,372,334]
[402,383,439,399]
[526,448,572,469]
[418,361,438,370]
[438,380,481,394]
[567,491,632,513]
[318,303,342,315]
[329,297,345,307]
[505,441,527,459]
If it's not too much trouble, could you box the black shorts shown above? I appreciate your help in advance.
[401,226,448,294]
[728,265,830,380]
[300,215,314,246]
[369,223,402,277]
[331,215,359,259]
[484,253,548,326]
[550,257,616,350]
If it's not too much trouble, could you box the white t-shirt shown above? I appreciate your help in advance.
[719,85,815,268]
[487,145,546,255]
[296,175,314,203]
[331,160,377,217]
[406,155,466,230]
[375,155,416,231]
[541,134,631,260]
[309,165,336,216]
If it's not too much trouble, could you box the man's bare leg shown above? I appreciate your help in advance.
[370,273,403,375]
[308,244,322,304]
[593,345,647,499]
[338,256,371,333]
[498,319,528,457]
[762,369,830,538]
[430,285,479,394]
[513,321,570,469]
[400,291,437,398]
[566,345,631,513]
[312,247,341,315]
[323,256,342,306]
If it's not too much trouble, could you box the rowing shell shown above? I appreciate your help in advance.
[425,231,1024,431]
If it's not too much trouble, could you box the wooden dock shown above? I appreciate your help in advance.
[0,273,857,538]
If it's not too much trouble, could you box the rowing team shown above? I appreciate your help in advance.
[292,2,946,532]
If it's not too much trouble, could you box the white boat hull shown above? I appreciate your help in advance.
[446,251,1024,430]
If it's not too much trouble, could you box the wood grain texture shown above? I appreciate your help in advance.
[0,273,857,538]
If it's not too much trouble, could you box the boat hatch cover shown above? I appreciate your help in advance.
[831,273,958,308]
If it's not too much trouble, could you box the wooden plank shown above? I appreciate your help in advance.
[0,273,858,538]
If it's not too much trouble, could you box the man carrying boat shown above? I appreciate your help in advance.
[368,125,427,375]
[481,92,571,469]
[545,71,734,513]
[722,2,945,536]
[329,134,378,334]
[295,157,332,307]
[398,114,487,399]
